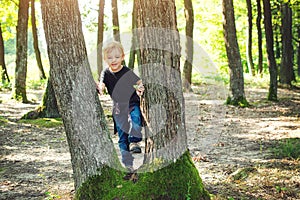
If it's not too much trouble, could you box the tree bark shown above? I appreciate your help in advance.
[136,0,184,167]
[21,77,60,119]
[182,0,194,92]
[13,0,29,102]
[298,26,300,76]
[280,2,294,86]
[31,0,46,80]
[128,0,138,70]
[111,0,120,42]
[0,23,10,82]
[256,0,263,75]
[133,0,210,199]
[97,0,105,79]
[246,0,255,76]
[263,0,278,101]
[222,0,247,106]
[40,0,119,190]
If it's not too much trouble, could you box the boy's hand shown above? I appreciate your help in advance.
[96,82,105,95]
[134,82,144,96]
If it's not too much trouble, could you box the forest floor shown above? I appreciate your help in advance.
[0,83,300,200]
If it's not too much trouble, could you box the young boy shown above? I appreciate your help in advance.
[96,41,144,171]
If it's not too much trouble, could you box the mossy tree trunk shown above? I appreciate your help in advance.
[40,0,120,191]
[21,78,60,119]
[222,0,248,106]
[129,1,210,199]
[13,0,29,103]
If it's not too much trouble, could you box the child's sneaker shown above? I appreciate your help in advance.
[129,142,142,153]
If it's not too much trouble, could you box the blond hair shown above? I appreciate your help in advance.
[103,41,125,59]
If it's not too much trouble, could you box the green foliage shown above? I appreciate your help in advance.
[18,118,63,128]
[272,138,300,159]
[0,79,12,90]
[0,0,18,41]
[76,151,210,200]
[0,116,8,126]
[27,78,47,90]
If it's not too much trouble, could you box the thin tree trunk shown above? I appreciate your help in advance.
[0,23,10,82]
[182,0,194,92]
[280,2,294,86]
[40,0,119,190]
[111,0,120,42]
[111,0,125,66]
[298,26,300,76]
[246,0,255,76]
[256,0,263,75]
[97,0,105,79]
[13,0,29,103]
[128,0,138,69]
[263,0,278,101]
[222,0,247,105]
[31,0,46,80]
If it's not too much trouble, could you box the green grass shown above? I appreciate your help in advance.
[272,138,300,159]
[191,71,229,86]
[27,79,47,90]
[244,73,269,88]
[18,118,63,128]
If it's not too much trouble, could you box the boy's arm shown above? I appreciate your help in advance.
[96,69,106,95]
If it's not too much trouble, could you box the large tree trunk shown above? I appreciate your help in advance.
[40,0,120,191]
[31,0,46,80]
[263,0,278,101]
[0,23,10,82]
[97,0,105,79]
[246,0,255,76]
[256,0,263,75]
[134,0,210,199]
[182,0,194,92]
[13,0,29,103]
[280,2,294,86]
[222,0,247,106]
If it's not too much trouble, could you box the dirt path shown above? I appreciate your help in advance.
[0,85,299,200]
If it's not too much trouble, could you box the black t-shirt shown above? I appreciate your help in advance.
[100,66,140,107]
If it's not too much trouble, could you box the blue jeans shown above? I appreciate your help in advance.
[113,105,143,167]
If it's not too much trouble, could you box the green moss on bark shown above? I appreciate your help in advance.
[226,96,249,107]
[75,151,210,200]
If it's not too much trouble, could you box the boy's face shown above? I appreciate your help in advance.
[105,48,124,71]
